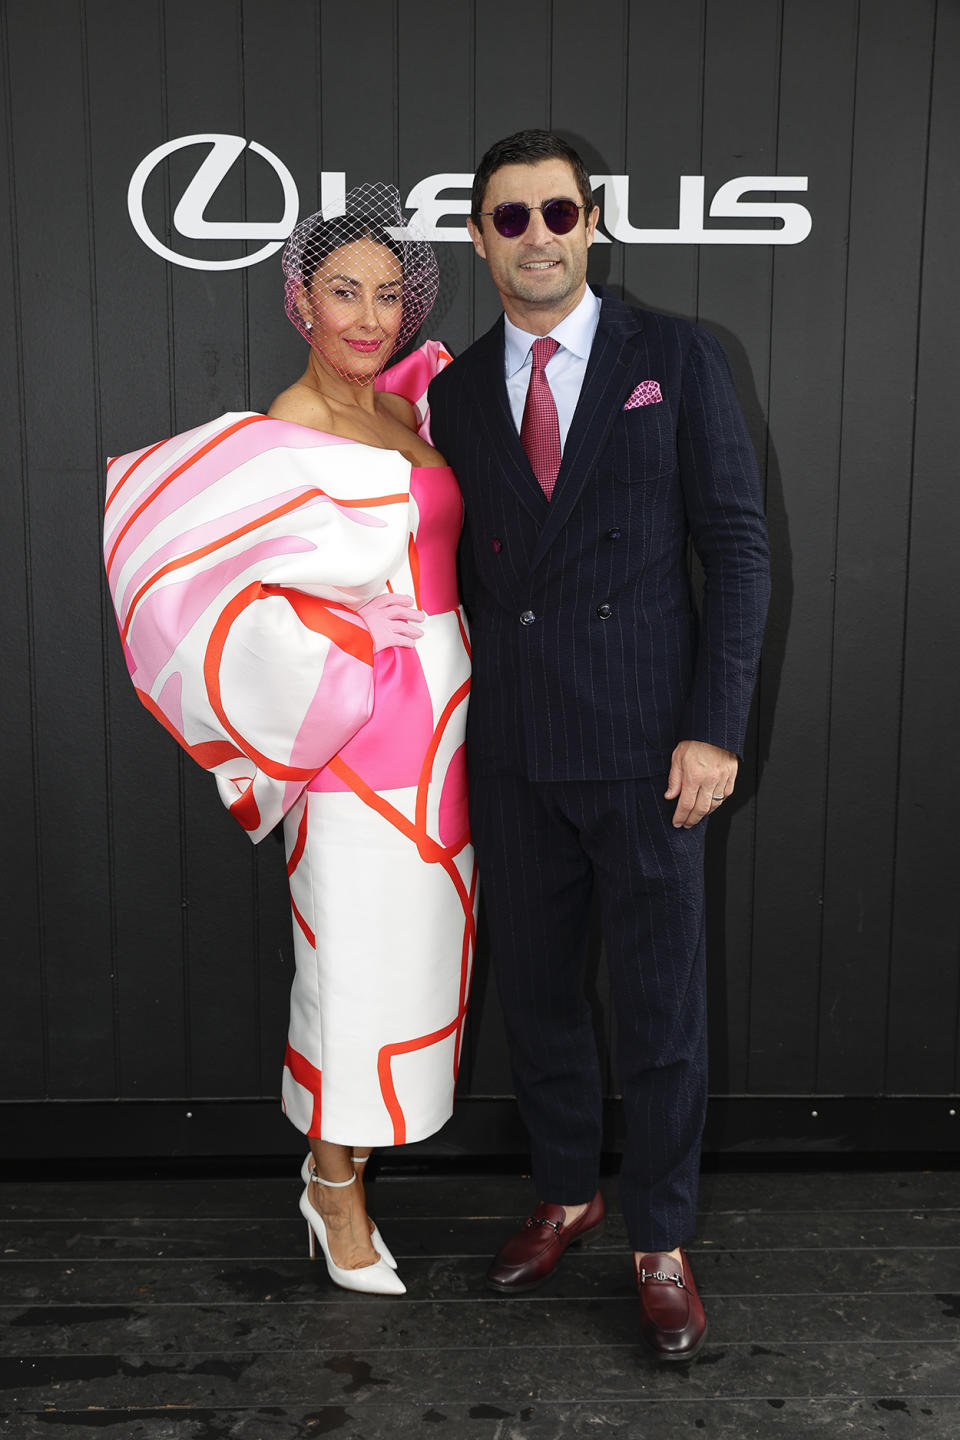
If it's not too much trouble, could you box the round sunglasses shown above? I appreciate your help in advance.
[478,197,587,239]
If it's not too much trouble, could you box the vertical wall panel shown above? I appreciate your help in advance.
[398,1,475,359]
[748,0,860,1091]
[887,0,960,1094]
[320,0,398,181]
[0,3,44,1097]
[695,0,780,1093]
[620,0,704,319]
[7,0,115,1097]
[818,0,936,1093]
[87,0,187,1098]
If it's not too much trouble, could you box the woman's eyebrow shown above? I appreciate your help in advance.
[321,273,400,289]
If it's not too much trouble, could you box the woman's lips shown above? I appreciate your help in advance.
[346,338,383,353]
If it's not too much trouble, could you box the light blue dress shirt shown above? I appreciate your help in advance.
[503,287,602,451]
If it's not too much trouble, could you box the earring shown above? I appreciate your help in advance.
[305,320,312,330]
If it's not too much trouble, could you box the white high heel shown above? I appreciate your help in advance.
[300,1155,397,1270]
[299,1171,405,1295]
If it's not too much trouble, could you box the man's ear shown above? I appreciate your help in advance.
[584,205,600,249]
[466,217,487,260]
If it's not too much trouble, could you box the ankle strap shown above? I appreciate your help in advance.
[350,1154,371,1164]
[309,1171,357,1189]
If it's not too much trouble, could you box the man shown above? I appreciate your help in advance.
[428,130,770,1361]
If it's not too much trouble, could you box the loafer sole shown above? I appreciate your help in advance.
[640,1316,709,1363]
[486,1271,554,1296]
[485,1221,605,1295]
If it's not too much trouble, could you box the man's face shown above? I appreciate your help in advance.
[467,159,599,319]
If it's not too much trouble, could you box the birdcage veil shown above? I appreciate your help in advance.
[281,181,439,382]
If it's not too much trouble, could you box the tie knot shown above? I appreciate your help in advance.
[530,336,559,372]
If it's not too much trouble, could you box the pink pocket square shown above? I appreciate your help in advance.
[623,380,662,409]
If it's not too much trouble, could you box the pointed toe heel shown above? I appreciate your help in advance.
[298,1183,406,1296]
[301,1153,398,1269]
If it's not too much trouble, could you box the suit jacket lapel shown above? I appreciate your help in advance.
[532,294,644,567]
[467,319,549,525]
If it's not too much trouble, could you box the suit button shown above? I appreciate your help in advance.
[520,610,536,626]
[491,537,502,553]
[597,603,613,620]
[606,527,622,540]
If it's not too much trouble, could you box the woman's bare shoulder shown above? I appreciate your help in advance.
[267,381,334,430]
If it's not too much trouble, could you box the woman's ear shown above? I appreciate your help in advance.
[294,285,313,327]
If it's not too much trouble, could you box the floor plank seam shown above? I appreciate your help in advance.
[7,1340,960,1355]
[5,1395,960,1409]
[3,1288,956,1303]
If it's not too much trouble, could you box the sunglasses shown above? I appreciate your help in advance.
[478,198,587,239]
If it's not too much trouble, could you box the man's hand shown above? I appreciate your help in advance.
[665,741,738,829]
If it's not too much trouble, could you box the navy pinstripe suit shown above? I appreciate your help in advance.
[428,288,769,1249]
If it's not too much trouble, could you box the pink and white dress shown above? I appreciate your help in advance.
[104,344,476,1145]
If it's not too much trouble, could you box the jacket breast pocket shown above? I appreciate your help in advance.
[609,401,676,483]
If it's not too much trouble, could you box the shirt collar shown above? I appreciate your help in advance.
[503,286,601,377]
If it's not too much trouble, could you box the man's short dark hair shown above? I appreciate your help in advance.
[470,129,594,225]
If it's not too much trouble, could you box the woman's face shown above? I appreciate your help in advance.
[299,237,404,381]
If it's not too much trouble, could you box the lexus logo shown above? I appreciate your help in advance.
[127,133,301,271]
[129,133,813,270]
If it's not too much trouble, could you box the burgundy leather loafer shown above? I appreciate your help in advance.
[486,1190,605,1294]
[636,1249,707,1361]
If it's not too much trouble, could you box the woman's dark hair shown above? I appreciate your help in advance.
[299,214,404,290]
[470,129,594,225]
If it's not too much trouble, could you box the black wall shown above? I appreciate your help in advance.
[1,0,957,1160]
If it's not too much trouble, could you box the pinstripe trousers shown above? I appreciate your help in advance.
[469,772,707,1252]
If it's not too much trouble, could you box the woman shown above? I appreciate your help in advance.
[103,184,475,1296]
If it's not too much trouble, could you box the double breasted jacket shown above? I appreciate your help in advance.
[428,289,771,781]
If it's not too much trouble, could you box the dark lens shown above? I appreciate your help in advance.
[492,203,530,238]
[542,199,581,235]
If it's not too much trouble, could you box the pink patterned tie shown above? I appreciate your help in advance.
[520,336,561,499]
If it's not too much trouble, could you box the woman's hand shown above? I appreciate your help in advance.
[358,593,425,652]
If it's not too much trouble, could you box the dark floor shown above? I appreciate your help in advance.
[0,1165,958,1438]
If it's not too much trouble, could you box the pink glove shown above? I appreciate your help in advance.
[358,593,425,652]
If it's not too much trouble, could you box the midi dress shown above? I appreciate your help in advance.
[103,343,476,1146]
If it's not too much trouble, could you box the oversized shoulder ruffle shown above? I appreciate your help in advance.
[104,341,452,842]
